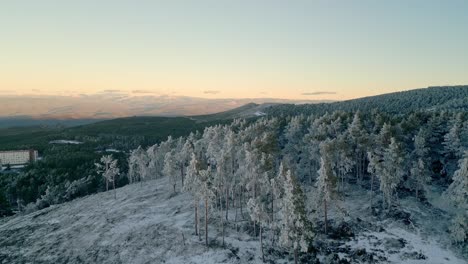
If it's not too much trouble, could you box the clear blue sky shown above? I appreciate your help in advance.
[1,0,467,99]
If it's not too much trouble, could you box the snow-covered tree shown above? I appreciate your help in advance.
[380,138,405,208]
[183,153,202,238]
[347,111,368,184]
[163,150,178,193]
[198,168,215,247]
[279,170,313,264]
[128,146,149,184]
[283,115,305,174]
[446,152,468,207]
[334,135,354,192]
[444,115,463,160]
[96,155,120,199]
[316,145,336,234]
[409,128,431,198]
[367,123,401,208]
[446,150,468,246]
[247,195,269,262]
[303,128,321,184]
[449,212,467,244]
[178,138,194,186]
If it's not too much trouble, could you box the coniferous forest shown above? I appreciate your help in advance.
[1,86,467,263]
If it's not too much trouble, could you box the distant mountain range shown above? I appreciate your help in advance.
[0,93,330,120]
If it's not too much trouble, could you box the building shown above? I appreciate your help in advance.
[0,150,38,166]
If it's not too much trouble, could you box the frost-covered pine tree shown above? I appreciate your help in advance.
[410,128,431,198]
[367,149,381,209]
[244,147,263,235]
[283,115,305,174]
[198,168,215,247]
[163,150,178,193]
[316,148,336,234]
[146,143,161,179]
[445,151,468,243]
[178,138,194,186]
[247,194,269,262]
[269,162,286,246]
[443,115,463,160]
[334,135,354,192]
[279,170,312,264]
[303,128,321,184]
[347,111,368,184]
[95,155,120,199]
[449,212,467,244]
[380,137,405,208]
[183,153,202,238]
[128,146,149,184]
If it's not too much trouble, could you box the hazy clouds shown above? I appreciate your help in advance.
[301,91,337,96]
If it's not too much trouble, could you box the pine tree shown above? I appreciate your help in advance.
[163,150,178,193]
[410,128,431,198]
[247,194,269,262]
[95,155,120,199]
[128,146,148,184]
[316,150,336,234]
[279,170,313,264]
[270,162,286,246]
[183,153,202,238]
[444,115,463,160]
[446,151,468,243]
[348,111,368,184]
[446,151,468,209]
[380,138,405,208]
[199,168,215,247]
[178,138,194,186]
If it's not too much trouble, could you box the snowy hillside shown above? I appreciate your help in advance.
[0,177,265,264]
[0,177,465,264]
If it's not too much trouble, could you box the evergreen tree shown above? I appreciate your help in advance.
[163,150,178,193]
[183,153,202,238]
[199,169,215,247]
[95,155,120,199]
[279,170,313,264]
[410,128,431,198]
[316,144,336,234]
[445,140,467,245]
[380,138,405,208]
[444,115,463,160]
[128,146,149,184]
[348,111,368,184]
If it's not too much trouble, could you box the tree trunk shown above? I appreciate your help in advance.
[294,248,298,264]
[271,196,274,224]
[370,173,374,211]
[260,225,265,263]
[225,187,229,221]
[253,221,257,237]
[180,166,184,186]
[324,199,328,235]
[106,179,109,192]
[240,187,244,219]
[195,200,199,237]
[222,210,225,247]
[234,190,238,221]
[205,197,209,247]
[113,177,116,200]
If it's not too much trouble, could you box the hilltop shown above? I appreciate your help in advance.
[0,175,465,263]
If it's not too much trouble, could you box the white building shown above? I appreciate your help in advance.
[0,150,38,166]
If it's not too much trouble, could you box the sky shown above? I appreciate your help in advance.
[1,0,468,100]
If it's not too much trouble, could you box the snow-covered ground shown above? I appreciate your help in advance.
[0,178,465,264]
[0,177,265,264]
[49,140,83,145]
